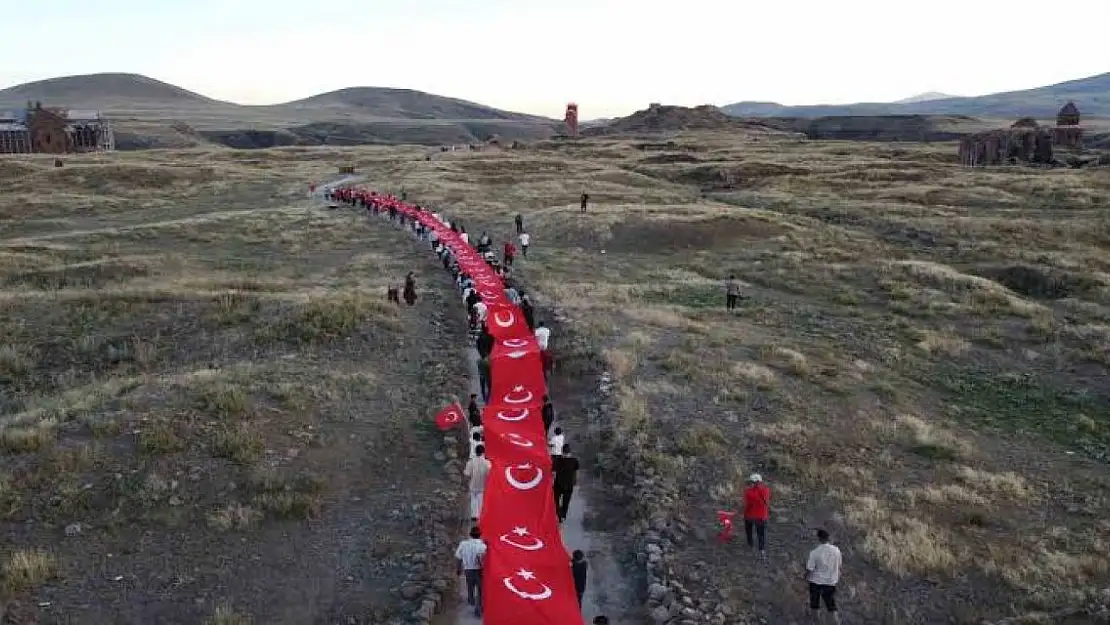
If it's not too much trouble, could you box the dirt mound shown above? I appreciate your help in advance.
[584,104,779,135]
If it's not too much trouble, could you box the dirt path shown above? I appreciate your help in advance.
[447,349,635,625]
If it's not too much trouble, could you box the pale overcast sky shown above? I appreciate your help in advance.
[1,0,1107,119]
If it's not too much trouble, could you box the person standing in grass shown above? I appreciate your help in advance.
[805,529,842,624]
[515,213,524,234]
[455,526,487,617]
[464,445,491,522]
[403,272,417,306]
[742,473,770,559]
[580,192,589,212]
[519,230,531,257]
[726,275,741,311]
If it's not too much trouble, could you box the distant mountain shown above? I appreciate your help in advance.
[894,92,960,104]
[0,72,560,149]
[721,72,1110,118]
[282,87,548,122]
[0,73,218,107]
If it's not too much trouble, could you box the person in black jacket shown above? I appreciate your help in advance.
[554,444,580,523]
[476,326,494,360]
[514,213,524,234]
[541,395,555,434]
[570,549,588,607]
[520,294,535,331]
[467,393,482,428]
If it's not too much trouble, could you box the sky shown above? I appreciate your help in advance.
[1,0,1108,119]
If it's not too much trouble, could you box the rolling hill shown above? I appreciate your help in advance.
[721,72,1110,118]
[0,73,560,149]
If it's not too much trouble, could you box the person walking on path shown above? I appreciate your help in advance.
[726,274,741,312]
[455,526,487,617]
[743,473,771,559]
[467,393,482,428]
[542,395,556,434]
[515,213,524,234]
[519,231,530,257]
[806,529,842,624]
[571,549,588,607]
[580,193,589,212]
[464,445,491,521]
[403,272,418,306]
[548,427,565,457]
[503,240,517,267]
[521,295,535,330]
[554,443,580,523]
[477,354,492,404]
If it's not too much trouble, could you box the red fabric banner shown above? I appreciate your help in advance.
[352,187,583,625]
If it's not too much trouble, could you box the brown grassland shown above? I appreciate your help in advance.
[3,131,1110,624]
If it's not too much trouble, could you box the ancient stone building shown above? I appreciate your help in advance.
[958,128,1054,166]
[0,102,115,154]
[1052,101,1083,149]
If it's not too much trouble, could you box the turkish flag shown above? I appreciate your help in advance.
[482,422,550,466]
[491,336,543,376]
[482,553,584,625]
[490,370,548,411]
[433,402,465,431]
[485,303,532,339]
[480,403,546,440]
[482,457,557,535]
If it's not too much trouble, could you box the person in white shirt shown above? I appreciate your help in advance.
[455,526,487,617]
[805,529,842,624]
[463,446,491,521]
[549,427,565,457]
[534,321,551,351]
[519,231,531,257]
[473,301,488,325]
[460,231,469,244]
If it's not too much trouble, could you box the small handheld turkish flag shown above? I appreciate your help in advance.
[434,402,465,431]
[717,511,735,542]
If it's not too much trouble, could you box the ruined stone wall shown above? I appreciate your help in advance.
[958,128,1054,166]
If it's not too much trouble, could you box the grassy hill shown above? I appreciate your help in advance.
[722,72,1110,118]
[0,73,559,149]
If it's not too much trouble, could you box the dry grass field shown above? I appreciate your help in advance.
[3,131,1110,624]
[338,135,1110,624]
[0,152,472,624]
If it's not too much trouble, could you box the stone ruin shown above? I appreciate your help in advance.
[959,102,1084,166]
[959,128,1054,166]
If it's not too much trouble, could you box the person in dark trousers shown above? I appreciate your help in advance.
[476,326,494,360]
[554,443,579,523]
[403,272,417,306]
[806,529,843,624]
[743,473,771,559]
[386,283,400,304]
[455,526,486,617]
[477,354,491,403]
[541,395,555,434]
[520,295,535,331]
[580,193,589,212]
[570,549,588,607]
[514,213,524,234]
[467,393,482,428]
[726,274,740,311]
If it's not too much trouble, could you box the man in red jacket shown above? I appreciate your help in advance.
[742,473,770,559]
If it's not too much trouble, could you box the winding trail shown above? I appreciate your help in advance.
[320,178,636,624]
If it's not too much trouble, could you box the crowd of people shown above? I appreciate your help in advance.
[327,185,607,623]
[325,184,845,624]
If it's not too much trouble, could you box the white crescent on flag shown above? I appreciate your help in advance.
[493,310,516,328]
[502,338,528,349]
[503,569,553,601]
[503,386,534,404]
[496,408,529,422]
[504,432,535,448]
[505,463,544,490]
[499,527,545,551]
